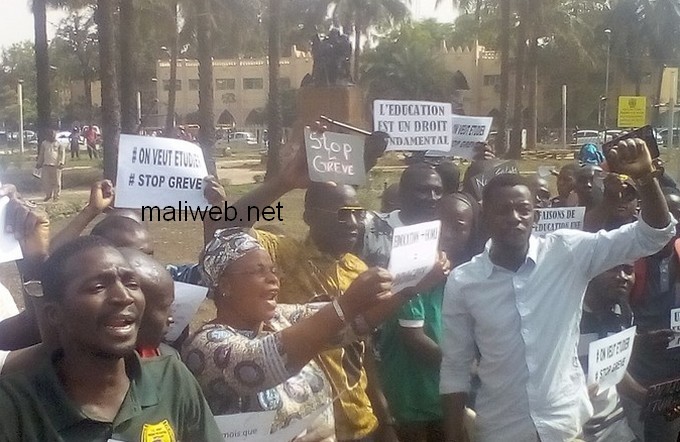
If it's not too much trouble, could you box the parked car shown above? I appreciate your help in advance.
[599,130,623,143]
[55,131,74,150]
[230,131,258,145]
[655,128,680,145]
[573,130,600,146]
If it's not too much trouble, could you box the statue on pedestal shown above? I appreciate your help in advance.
[302,29,353,87]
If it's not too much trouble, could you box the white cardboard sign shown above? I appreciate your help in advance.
[449,115,493,159]
[373,100,452,152]
[0,197,23,264]
[533,207,586,236]
[114,134,209,209]
[388,221,441,293]
[215,411,276,442]
[164,282,208,343]
[667,307,680,349]
[587,326,636,392]
[304,128,366,185]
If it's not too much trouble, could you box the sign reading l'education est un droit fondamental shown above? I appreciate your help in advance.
[373,100,452,152]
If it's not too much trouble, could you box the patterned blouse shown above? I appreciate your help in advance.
[182,303,352,441]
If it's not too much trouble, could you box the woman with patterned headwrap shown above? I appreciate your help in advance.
[181,228,394,441]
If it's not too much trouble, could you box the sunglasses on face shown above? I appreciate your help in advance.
[312,206,367,223]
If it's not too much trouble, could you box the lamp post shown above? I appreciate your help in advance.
[603,29,612,138]
[17,80,24,154]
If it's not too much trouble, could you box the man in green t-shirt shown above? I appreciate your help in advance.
[0,236,223,442]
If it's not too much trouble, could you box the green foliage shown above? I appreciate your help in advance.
[0,42,38,130]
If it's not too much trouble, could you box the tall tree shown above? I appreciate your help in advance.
[120,0,139,134]
[96,0,121,180]
[266,0,282,179]
[195,0,217,176]
[497,0,511,154]
[165,0,179,135]
[33,0,51,140]
[509,0,527,158]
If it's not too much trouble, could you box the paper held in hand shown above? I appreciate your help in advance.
[0,196,23,264]
[667,307,680,349]
[427,115,494,159]
[114,134,209,209]
[373,100,452,152]
[388,221,441,294]
[304,128,366,186]
[587,326,636,393]
[533,207,586,236]
[165,282,208,343]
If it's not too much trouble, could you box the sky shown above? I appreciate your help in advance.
[0,0,457,52]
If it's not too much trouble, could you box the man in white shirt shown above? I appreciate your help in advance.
[440,139,675,442]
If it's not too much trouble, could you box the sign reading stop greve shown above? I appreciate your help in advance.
[617,96,647,128]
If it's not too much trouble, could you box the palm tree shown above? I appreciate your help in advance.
[165,0,179,136]
[497,0,511,155]
[329,0,410,82]
[266,0,282,179]
[33,0,51,142]
[120,0,138,134]
[195,0,217,176]
[96,0,121,180]
[509,0,528,159]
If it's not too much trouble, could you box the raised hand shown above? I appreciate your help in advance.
[605,138,655,180]
[2,185,50,259]
[340,267,393,318]
[203,175,227,206]
[86,179,115,214]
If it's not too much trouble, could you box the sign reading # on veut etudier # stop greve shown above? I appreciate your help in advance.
[533,207,586,236]
[373,100,452,152]
[115,134,209,209]
[587,326,636,393]
[304,128,366,186]
[388,220,441,294]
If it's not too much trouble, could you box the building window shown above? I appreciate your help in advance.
[243,78,264,90]
[483,75,500,86]
[188,79,200,91]
[278,77,291,90]
[162,79,182,91]
[216,78,236,90]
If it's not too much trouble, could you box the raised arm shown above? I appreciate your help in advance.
[49,180,114,253]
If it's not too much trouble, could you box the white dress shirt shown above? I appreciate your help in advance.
[0,282,18,372]
[440,219,676,442]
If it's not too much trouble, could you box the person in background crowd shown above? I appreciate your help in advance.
[574,164,604,210]
[579,143,605,166]
[380,183,400,213]
[361,162,444,268]
[436,160,461,195]
[441,138,674,442]
[621,188,680,442]
[578,265,637,442]
[69,127,80,160]
[84,124,98,159]
[550,163,579,207]
[527,174,551,209]
[584,174,639,232]
[0,236,223,441]
[119,248,176,358]
[184,229,397,441]
[377,192,477,442]
[36,129,65,202]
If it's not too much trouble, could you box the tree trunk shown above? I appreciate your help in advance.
[119,0,138,134]
[509,0,527,159]
[265,0,282,179]
[196,0,217,176]
[526,38,538,150]
[165,0,179,136]
[497,0,512,155]
[97,0,121,181]
[33,0,51,143]
[353,22,361,83]
[83,76,93,120]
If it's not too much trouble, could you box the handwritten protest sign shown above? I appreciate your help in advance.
[533,207,586,236]
[388,221,441,293]
[450,115,493,159]
[587,326,636,392]
[114,134,209,209]
[0,197,22,264]
[373,100,452,152]
[667,308,680,349]
[645,376,680,419]
[164,282,208,343]
[215,411,276,442]
[304,128,366,185]
[468,160,519,201]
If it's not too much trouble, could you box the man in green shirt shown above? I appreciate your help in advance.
[0,236,223,442]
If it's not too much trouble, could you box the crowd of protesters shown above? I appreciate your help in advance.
[0,126,679,442]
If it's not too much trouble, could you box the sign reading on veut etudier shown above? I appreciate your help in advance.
[373,100,452,152]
